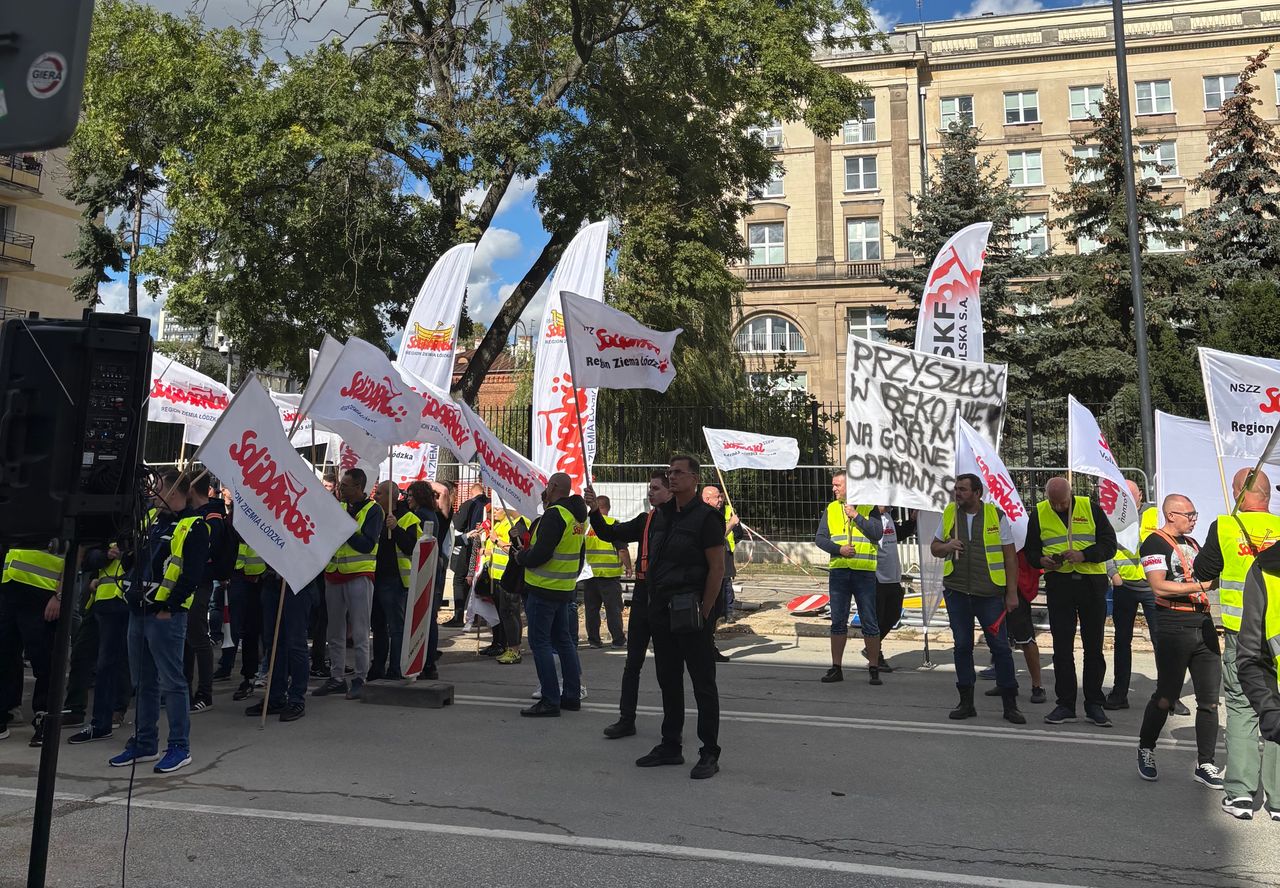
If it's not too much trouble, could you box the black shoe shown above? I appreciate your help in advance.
[312,678,347,697]
[29,714,45,748]
[232,681,254,701]
[984,685,1003,697]
[560,697,582,712]
[212,670,232,682]
[309,664,329,678]
[59,710,85,730]
[1104,694,1129,711]
[189,695,213,714]
[713,650,731,663]
[603,719,636,739]
[442,616,465,628]
[690,753,720,780]
[479,644,504,658]
[869,667,882,686]
[820,665,843,683]
[67,727,113,745]
[279,703,305,722]
[949,687,977,720]
[1029,686,1047,704]
[521,700,561,717]
[244,700,286,717]
[636,745,684,767]
[1044,704,1078,725]
[587,641,605,649]
[1001,691,1026,725]
[1084,704,1113,728]
[419,667,439,681]
[876,656,894,674]
[610,640,628,649]
[366,669,386,681]
[1174,700,1191,716]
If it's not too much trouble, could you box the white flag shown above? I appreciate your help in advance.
[703,428,799,472]
[397,242,475,390]
[195,375,357,591]
[1067,395,1138,531]
[459,401,548,520]
[955,416,1028,551]
[915,222,992,362]
[1155,411,1229,544]
[338,441,381,493]
[148,356,230,446]
[561,291,681,393]
[303,336,420,460]
[532,220,609,491]
[378,440,432,488]
[1199,346,1280,464]
[395,363,477,464]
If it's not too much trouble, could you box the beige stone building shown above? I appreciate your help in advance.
[0,148,83,321]
[733,0,1280,407]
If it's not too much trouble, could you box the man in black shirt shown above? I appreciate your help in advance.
[445,483,488,627]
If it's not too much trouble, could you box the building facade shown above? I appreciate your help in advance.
[0,149,84,321]
[733,0,1280,406]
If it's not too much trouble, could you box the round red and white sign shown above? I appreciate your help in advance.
[786,593,830,615]
[27,52,68,100]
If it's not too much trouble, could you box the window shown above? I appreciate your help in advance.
[1147,207,1184,253]
[845,219,881,261]
[1071,145,1102,183]
[940,96,974,129]
[756,162,784,198]
[735,315,805,353]
[1276,70,1280,106]
[749,120,784,149]
[843,98,876,143]
[1135,80,1172,115]
[1008,150,1043,187]
[1069,85,1105,120]
[1004,91,1039,124]
[1012,213,1048,256]
[844,155,878,191]
[747,222,784,265]
[1140,141,1179,181]
[747,371,807,393]
[1077,232,1104,254]
[1204,75,1239,111]
[846,307,888,342]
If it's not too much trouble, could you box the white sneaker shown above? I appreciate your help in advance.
[1222,796,1254,820]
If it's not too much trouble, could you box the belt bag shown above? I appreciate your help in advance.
[668,590,704,634]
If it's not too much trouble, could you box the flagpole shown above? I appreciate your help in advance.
[1229,422,1280,516]
[386,445,395,539]
[260,575,288,731]
[558,294,594,490]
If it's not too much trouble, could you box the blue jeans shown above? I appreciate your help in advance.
[828,568,878,637]
[262,580,316,706]
[374,574,408,678]
[128,609,190,755]
[943,588,1016,691]
[524,593,581,706]
[91,599,130,734]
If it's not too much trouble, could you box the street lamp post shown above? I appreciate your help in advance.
[1110,0,1157,488]
[218,335,233,389]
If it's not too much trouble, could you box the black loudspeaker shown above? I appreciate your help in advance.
[0,311,152,544]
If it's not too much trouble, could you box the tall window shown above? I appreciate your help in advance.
[1071,145,1102,183]
[1140,141,1179,181]
[1004,91,1039,124]
[1077,231,1104,254]
[846,307,888,342]
[1069,85,1105,119]
[1204,75,1239,110]
[940,95,974,129]
[1147,207,1184,253]
[843,98,876,143]
[747,222,784,265]
[1012,213,1048,256]
[1008,150,1043,187]
[749,120,784,149]
[735,315,806,353]
[844,155,878,191]
[1135,80,1173,115]
[757,163,785,198]
[846,219,881,261]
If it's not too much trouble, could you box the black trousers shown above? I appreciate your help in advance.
[618,584,652,722]
[1045,573,1109,710]
[0,583,56,724]
[183,581,214,700]
[1139,612,1221,763]
[310,593,328,672]
[1111,583,1159,699]
[649,596,720,757]
[64,599,131,718]
[583,577,625,645]
[876,582,905,639]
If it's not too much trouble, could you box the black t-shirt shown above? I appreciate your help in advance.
[1139,531,1208,622]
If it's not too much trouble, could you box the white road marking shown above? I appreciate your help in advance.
[0,786,1098,888]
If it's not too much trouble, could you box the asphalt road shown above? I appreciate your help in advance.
[1,631,1276,888]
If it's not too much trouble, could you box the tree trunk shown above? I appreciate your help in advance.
[127,175,143,317]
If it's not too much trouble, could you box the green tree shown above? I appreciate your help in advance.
[881,121,1035,379]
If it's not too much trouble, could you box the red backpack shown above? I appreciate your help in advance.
[1016,549,1041,603]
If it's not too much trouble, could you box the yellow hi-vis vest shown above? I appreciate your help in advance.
[486,518,513,581]
[941,502,1007,587]
[1037,497,1107,575]
[1262,572,1280,691]
[2,548,65,592]
[327,500,380,576]
[723,506,736,553]
[395,510,424,587]
[826,501,877,571]
[1115,506,1159,582]
[584,515,624,578]
[156,516,201,610]
[1216,511,1280,631]
[524,504,587,593]
[91,552,126,608]
[235,543,266,577]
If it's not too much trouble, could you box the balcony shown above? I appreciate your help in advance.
[0,306,29,322]
[0,229,35,266]
[0,154,43,192]
[732,256,919,286]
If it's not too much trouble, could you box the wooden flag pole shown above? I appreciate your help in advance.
[386,446,395,538]
[260,575,288,730]
[1066,469,1074,547]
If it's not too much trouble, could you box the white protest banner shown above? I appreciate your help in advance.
[1067,395,1139,532]
[378,440,432,488]
[532,220,609,491]
[560,291,681,393]
[338,441,381,493]
[401,528,440,677]
[397,242,475,389]
[703,428,800,472]
[914,222,992,362]
[843,337,1007,512]
[195,375,357,592]
[395,363,477,464]
[1200,346,1280,463]
[148,356,230,446]
[460,401,548,520]
[955,416,1028,551]
[300,334,342,418]
[1155,412,1227,544]
[304,336,420,460]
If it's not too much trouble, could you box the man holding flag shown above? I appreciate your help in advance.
[814,471,884,686]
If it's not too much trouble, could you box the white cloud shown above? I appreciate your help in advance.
[97,278,166,333]
[869,5,900,31]
[462,174,542,220]
[464,227,523,326]
[955,0,1044,18]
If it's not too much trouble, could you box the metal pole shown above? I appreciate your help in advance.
[1110,0,1156,482]
[917,83,929,199]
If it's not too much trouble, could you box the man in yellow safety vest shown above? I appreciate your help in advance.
[0,544,65,746]
[1238,537,1280,822]
[581,495,632,650]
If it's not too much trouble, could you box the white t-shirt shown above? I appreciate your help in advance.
[934,508,1014,545]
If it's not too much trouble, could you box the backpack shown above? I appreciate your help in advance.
[206,511,237,582]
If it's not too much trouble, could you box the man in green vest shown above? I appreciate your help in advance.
[1194,467,1280,819]
[1238,540,1280,822]
[0,545,65,745]
[581,495,631,649]
[932,473,1023,723]
[514,472,588,717]
[1025,476,1117,728]
[814,470,883,685]
[66,543,132,745]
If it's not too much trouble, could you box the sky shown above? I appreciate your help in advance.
[121,0,1105,338]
